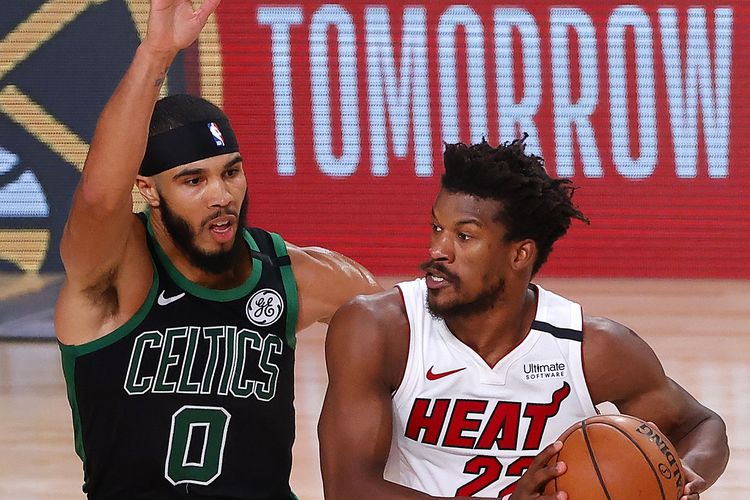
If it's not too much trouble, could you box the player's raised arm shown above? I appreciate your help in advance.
[60,0,221,285]
[583,316,729,500]
[287,243,382,329]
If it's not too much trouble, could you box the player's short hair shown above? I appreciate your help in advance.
[149,94,229,136]
[441,136,588,275]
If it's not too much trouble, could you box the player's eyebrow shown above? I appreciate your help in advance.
[431,208,483,227]
[224,154,243,169]
[455,218,482,227]
[172,155,243,180]
[173,167,204,180]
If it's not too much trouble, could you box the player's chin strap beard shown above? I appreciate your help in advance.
[139,118,240,176]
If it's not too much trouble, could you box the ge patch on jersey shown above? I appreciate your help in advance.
[246,288,284,327]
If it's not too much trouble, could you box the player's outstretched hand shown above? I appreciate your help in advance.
[643,421,705,500]
[143,0,221,54]
[680,462,706,500]
[509,441,568,500]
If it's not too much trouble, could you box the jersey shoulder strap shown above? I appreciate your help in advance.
[246,226,299,349]
[247,227,292,268]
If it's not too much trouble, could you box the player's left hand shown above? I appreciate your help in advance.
[680,461,706,500]
[644,421,706,500]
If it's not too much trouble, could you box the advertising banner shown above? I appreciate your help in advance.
[220,1,747,277]
[1,1,747,277]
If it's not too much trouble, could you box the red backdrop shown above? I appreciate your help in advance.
[217,1,748,278]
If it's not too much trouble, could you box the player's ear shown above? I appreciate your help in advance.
[135,175,160,208]
[511,239,536,272]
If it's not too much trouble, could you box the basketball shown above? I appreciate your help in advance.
[543,414,685,500]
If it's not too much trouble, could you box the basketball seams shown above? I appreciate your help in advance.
[551,422,580,497]
[548,415,681,499]
[581,420,613,500]
[594,421,667,500]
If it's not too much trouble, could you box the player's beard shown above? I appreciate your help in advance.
[420,260,506,321]
[159,194,249,275]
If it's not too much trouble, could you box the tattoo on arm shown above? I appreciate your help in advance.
[154,68,168,88]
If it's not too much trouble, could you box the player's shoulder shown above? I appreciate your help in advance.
[583,315,651,366]
[582,315,664,403]
[285,241,349,267]
[327,288,408,351]
[583,314,631,336]
[334,288,407,327]
[285,241,330,260]
[285,242,378,286]
[286,243,348,277]
[583,315,641,351]
[326,288,409,388]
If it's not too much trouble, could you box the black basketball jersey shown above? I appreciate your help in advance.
[60,217,299,499]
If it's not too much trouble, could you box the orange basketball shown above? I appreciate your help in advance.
[543,414,685,500]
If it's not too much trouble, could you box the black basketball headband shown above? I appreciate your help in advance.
[139,118,239,176]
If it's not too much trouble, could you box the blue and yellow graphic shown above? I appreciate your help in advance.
[0,0,223,274]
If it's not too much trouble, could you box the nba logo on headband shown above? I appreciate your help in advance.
[208,122,225,147]
[140,117,239,176]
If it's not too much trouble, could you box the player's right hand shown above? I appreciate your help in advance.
[143,0,222,54]
[508,441,568,500]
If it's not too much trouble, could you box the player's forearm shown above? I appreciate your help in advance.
[79,44,175,210]
[675,411,729,489]
[319,436,431,500]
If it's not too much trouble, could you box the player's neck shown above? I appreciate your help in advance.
[444,285,537,368]
[175,252,251,290]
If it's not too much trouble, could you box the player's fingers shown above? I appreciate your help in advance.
[539,492,568,500]
[515,460,567,498]
[195,0,221,23]
[532,460,567,487]
[530,441,563,469]
[511,442,565,498]
[526,442,566,491]
[681,482,704,500]
[680,479,702,500]
[682,464,707,497]
[684,482,706,494]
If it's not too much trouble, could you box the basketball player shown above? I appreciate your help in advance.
[319,139,729,500]
[55,0,380,498]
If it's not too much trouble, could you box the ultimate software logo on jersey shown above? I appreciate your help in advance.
[523,360,566,381]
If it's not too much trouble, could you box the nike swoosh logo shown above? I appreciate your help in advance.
[157,291,186,306]
[426,366,466,381]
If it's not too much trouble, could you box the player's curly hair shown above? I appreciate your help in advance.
[441,135,588,275]
[149,94,229,136]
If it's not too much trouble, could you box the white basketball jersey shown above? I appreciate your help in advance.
[384,278,596,498]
